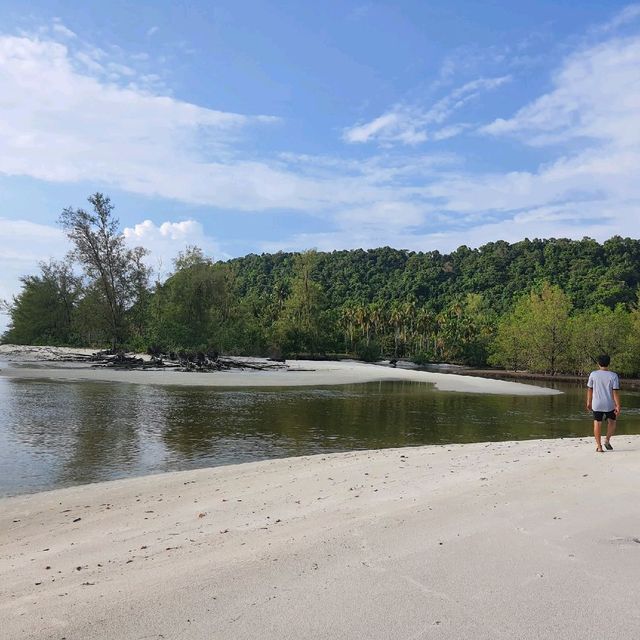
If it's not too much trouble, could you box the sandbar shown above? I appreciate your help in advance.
[0,345,560,395]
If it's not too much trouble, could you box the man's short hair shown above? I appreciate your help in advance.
[597,354,611,367]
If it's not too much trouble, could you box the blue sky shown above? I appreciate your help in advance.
[1,1,640,315]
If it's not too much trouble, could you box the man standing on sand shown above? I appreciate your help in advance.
[586,354,621,453]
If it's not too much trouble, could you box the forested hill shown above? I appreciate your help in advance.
[4,196,640,376]
[228,237,640,315]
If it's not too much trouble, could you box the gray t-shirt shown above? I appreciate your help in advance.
[587,369,620,412]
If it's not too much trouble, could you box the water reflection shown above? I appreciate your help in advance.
[2,377,639,496]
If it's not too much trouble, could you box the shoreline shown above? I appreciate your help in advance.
[464,367,640,389]
[2,436,639,639]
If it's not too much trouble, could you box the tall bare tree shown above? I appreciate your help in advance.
[59,193,149,348]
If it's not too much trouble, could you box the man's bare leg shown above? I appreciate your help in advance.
[605,419,616,449]
[594,420,603,451]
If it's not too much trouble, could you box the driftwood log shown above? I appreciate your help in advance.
[88,349,287,372]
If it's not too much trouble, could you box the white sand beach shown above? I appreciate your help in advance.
[0,345,559,395]
[2,437,639,640]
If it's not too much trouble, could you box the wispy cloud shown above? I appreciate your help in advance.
[596,3,640,33]
[481,35,640,148]
[51,18,77,39]
[343,76,510,146]
[273,19,640,252]
[347,4,373,21]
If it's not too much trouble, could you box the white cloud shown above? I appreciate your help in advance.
[432,123,470,141]
[0,30,295,210]
[343,76,510,146]
[336,201,427,231]
[0,219,67,268]
[0,26,450,217]
[123,219,226,277]
[51,20,77,39]
[343,113,404,144]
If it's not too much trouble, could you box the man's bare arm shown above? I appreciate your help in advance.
[586,387,593,411]
[613,389,621,415]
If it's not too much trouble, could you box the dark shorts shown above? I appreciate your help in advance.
[593,410,617,422]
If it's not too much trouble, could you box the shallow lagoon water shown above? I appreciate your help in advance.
[2,375,640,496]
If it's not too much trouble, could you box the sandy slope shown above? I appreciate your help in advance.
[2,437,639,640]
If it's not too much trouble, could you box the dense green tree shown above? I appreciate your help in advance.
[3,260,80,345]
[569,306,632,374]
[491,283,573,374]
[524,282,573,374]
[72,284,111,345]
[412,306,437,360]
[489,308,529,371]
[148,247,227,351]
[621,302,640,375]
[436,294,495,365]
[273,251,328,355]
